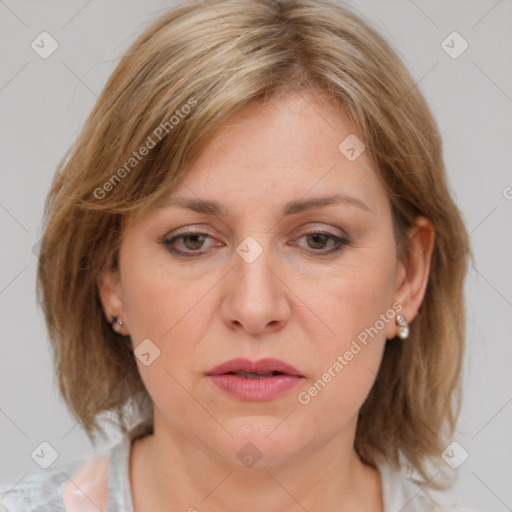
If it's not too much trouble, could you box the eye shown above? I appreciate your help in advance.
[293,230,349,254]
[159,229,349,258]
[160,231,216,258]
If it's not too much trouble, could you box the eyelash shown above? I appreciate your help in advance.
[159,229,350,258]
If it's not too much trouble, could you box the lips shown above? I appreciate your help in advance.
[206,358,305,402]
[206,358,304,378]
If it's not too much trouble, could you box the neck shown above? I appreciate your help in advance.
[129,414,383,512]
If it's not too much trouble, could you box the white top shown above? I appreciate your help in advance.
[0,425,477,512]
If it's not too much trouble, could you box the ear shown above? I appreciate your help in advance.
[97,262,130,336]
[386,216,435,339]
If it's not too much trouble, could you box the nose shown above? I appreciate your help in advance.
[220,241,291,335]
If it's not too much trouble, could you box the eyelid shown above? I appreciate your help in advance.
[298,224,349,238]
[162,224,348,243]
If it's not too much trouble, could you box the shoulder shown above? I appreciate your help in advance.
[0,457,82,512]
[376,459,479,512]
[0,421,151,512]
[0,445,112,512]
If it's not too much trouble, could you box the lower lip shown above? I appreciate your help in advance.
[208,374,303,401]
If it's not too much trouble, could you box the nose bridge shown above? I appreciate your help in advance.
[233,235,278,298]
[222,233,288,333]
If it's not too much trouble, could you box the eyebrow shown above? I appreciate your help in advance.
[156,193,371,217]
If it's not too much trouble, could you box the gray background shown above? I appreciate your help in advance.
[1,0,511,509]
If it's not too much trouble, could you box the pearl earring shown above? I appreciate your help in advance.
[110,314,124,331]
[396,314,409,339]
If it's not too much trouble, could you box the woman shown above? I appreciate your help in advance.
[0,0,475,510]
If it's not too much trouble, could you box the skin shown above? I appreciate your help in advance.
[98,89,434,512]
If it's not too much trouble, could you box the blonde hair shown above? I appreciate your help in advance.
[37,0,470,485]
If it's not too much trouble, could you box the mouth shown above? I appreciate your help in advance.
[206,358,305,402]
[223,370,287,379]
[206,357,304,378]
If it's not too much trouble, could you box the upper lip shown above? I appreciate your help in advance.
[206,358,304,377]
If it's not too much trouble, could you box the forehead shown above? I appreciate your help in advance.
[157,91,389,218]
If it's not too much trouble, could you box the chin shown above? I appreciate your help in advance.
[209,415,307,468]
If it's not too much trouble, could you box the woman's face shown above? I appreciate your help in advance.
[102,90,413,466]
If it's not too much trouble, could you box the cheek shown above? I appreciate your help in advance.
[295,251,396,417]
[120,239,207,342]
[296,291,388,431]
[122,268,174,342]
[309,253,396,351]
[119,247,215,379]
[119,257,210,425]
